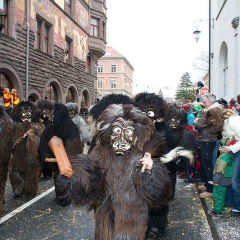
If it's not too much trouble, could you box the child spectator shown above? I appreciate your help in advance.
[180,103,195,126]
[207,139,236,219]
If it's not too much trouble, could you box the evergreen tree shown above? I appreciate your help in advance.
[175,72,196,103]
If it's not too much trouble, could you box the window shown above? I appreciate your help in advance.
[46,84,57,103]
[86,55,91,73]
[66,88,74,103]
[111,64,116,73]
[0,72,12,89]
[110,79,116,89]
[98,65,103,73]
[36,17,52,54]
[98,79,102,88]
[91,18,99,37]
[43,25,49,53]
[65,37,72,64]
[81,91,87,106]
[65,0,71,15]
[103,22,106,40]
[0,0,7,34]
[36,20,41,50]
[223,49,228,98]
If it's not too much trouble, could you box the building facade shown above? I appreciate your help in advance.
[211,0,240,100]
[0,0,107,107]
[96,46,134,100]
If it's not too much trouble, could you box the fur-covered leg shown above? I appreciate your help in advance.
[0,186,4,217]
[166,169,177,200]
[148,205,169,234]
[8,167,24,196]
[0,164,8,217]
[94,197,114,240]
[23,164,40,196]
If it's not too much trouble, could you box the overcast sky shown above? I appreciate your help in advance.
[106,0,209,97]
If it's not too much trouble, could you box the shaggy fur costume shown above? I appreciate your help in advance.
[38,104,101,206]
[134,93,189,197]
[36,99,54,178]
[59,104,172,239]
[65,102,90,144]
[88,93,136,153]
[164,105,196,152]
[0,106,14,217]
[9,101,44,197]
[134,92,192,235]
[36,99,53,128]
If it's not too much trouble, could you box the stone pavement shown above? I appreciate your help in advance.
[146,177,214,240]
[196,181,240,240]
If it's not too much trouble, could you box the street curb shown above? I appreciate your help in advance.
[196,184,220,240]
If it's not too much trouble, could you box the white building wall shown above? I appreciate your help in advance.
[211,0,240,100]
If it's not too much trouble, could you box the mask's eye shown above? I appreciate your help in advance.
[27,110,32,117]
[125,129,133,136]
[113,127,122,134]
[147,111,155,117]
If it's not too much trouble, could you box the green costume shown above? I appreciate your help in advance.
[213,152,234,213]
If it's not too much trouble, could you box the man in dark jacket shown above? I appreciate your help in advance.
[194,93,220,198]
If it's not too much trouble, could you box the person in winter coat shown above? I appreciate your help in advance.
[206,107,240,217]
[194,93,220,198]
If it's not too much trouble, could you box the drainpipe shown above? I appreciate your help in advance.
[25,0,30,100]
[208,0,211,92]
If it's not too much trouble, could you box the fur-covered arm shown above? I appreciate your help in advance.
[160,147,193,172]
[54,154,104,207]
[135,161,172,209]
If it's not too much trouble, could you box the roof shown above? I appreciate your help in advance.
[102,46,123,58]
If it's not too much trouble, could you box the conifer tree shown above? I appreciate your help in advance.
[175,72,196,103]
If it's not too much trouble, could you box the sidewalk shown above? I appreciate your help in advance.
[147,177,214,240]
[196,181,240,240]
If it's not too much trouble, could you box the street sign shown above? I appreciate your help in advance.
[199,87,209,95]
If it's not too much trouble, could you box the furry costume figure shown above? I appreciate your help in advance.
[38,103,97,206]
[87,93,136,153]
[79,106,89,120]
[134,92,187,196]
[36,99,53,128]
[57,104,172,239]
[164,105,196,152]
[164,105,196,178]
[0,106,14,217]
[134,92,193,235]
[9,101,44,197]
[36,99,54,179]
[65,102,90,145]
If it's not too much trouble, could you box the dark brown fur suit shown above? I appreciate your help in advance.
[36,99,54,179]
[0,106,14,216]
[38,104,102,207]
[61,104,172,240]
[9,101,44,197]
